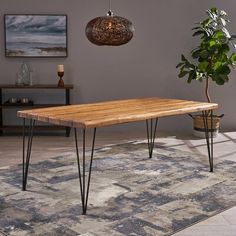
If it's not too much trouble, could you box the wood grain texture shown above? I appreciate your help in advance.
[17,97,218,128]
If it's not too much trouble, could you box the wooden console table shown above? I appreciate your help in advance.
[18,97,218,214]
[0,84,73,136]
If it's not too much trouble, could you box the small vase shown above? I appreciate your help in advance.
[58,77,64,87]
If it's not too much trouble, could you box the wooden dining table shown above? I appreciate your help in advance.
[18,97,218,214]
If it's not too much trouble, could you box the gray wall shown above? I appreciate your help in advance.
[1,0,236,133]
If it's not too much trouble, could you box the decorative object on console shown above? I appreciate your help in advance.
[8,97,18,104]
[4,97,34,106]
[57,64,65,87]
[85,0,134,46]
[4,14,67,57]
[18,62,31,85]
[15,73,23,85]
[21,98,29,104]
[29,71,34,86]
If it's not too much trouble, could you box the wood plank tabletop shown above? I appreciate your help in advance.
[17,97,218,128]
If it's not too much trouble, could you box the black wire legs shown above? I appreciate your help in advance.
[202,110,214,172]
[22,119,35,191]
[74,128,97,215]
[146,118,158,159]
[21,120,97,215]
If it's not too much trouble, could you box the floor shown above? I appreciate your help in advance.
[0,130,236,236]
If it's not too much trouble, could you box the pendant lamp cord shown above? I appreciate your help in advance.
[107,0,113,16]
[109,0,112,11]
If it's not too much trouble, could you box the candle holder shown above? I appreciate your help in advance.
[57,71,65,87]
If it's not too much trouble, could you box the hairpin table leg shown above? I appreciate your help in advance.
[146,118,158,159]
[202,110,214,172]
[74,128,97,215]
[22,119,35,191]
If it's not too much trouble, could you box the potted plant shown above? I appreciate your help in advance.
[176,7,236,137]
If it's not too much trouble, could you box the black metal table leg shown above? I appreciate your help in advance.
[66,127,71,137]
[22,119,35,191]
[202,110,214,172]
[74,128,97,215]
[65,88,71,137]
[146,118,158,158]
[0,88,3,135]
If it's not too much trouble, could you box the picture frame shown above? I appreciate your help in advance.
[4,14,67,58]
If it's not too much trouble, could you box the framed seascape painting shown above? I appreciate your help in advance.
[4,14,67,57]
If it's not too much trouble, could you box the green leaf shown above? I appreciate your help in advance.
[211,73,228,85]
[192,49,201,59]
[214,74,229,85]
[178,70,189,78]
[201,18,211,27]
[215,79,225,85]
[198,61,209,71]
[229,53,236,66]
[209,39,217,47]
[200,50,209,59]
[222,74,229,82]
[230,53,236,63]
[220,44,230,53]
[220,10,227,17]
[210,7,218,14]
[188,63,196,70]
[196,71,205,81]
[213,61,222,71]
[206,9,217,20]
[181,54,187,62]
[192,26,201,30]
[187,78,192,83]
[176,62,185,68]
[193,30,204,37]
[222,27,231,38]
[204,28,213,37]
[187,71,195,83]
[221,65,231,75]
[213,30,225,39]
[215,53,228,63]
[220,18,226,26]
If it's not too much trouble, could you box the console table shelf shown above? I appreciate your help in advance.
[0,84,73,89]
[0,104,66,109]
[0,84,73,136]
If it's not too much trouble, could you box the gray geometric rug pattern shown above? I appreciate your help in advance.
[1,140,236,236]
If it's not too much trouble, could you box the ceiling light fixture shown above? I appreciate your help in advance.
[85,0,135,46]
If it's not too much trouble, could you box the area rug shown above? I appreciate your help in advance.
[1,140,236,236]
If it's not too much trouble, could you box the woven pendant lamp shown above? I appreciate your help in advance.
[85,0,135,46]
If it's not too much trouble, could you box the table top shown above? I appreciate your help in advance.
[17,97,218,128]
